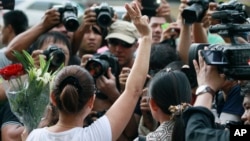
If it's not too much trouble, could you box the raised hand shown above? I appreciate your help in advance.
[40,9,60,31]
[193,50,225,92]
[156,0,172,22]
[125,2,151,37]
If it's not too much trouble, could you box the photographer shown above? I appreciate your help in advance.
[6,2,81,66]
[82,19,141,141]
[184,51,250,140]
[73,2,118,59]
[183,50,230,141]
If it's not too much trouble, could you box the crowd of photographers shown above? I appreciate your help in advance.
[0,0,250,141]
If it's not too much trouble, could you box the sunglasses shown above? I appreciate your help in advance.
[108,38,135,48]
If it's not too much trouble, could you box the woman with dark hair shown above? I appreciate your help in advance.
[136,69,192,141]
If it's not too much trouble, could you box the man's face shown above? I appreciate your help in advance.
[108,38,137,68]
[80,26,102,54]
[242,95,250,125]
[149,17,166,44]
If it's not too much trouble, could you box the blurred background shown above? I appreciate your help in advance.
[0,0,183,27]
[0,0,249,28]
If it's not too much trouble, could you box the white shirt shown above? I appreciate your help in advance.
[26,115,112,141]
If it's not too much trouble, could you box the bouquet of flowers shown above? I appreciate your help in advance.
[0,50,63,133]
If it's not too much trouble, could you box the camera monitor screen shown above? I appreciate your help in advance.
[201,50,229,65]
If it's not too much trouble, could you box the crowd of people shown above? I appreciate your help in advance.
[0,0,250,141]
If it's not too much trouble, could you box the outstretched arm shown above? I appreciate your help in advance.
[105,2,152,141]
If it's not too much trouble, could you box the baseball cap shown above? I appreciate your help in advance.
[105,20,139,44]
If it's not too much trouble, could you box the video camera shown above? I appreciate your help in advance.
[53,1,79,32]
[43,45,65,68]
[85,51,120,79]
[188,0,250,80]
[92,2,114,28]
[0,0,15,10]
[182,0,210,24]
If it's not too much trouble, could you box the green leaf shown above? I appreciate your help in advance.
[40,55,51,76]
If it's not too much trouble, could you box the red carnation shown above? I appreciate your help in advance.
[0,63,25,80]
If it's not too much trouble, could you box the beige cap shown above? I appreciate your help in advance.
[105,20,139,44]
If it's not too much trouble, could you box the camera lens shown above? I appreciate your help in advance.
[182,3,204,24]
[97,11,113,28]
[43,45,65,68]
[62,11,79,32]
[85,59,109,78]
[50,50,65,67]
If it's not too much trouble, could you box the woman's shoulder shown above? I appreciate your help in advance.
[146,120,175,141]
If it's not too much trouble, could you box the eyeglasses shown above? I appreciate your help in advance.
[108,38,135,48]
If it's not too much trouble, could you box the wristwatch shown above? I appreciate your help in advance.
[195,85,215,96]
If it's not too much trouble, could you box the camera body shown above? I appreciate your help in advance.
[85,51,120,79]
[54,1,79,32]
[189,43,250,80]
[182,0,210,24]
[43,45,65,68]
[141,0,160,17]
[92,3,114,28]
[212,0,247,24]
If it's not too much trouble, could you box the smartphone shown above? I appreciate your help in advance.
[141,0,160,17]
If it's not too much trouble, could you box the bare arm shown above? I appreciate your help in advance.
[192,23,208,43]
[5,9,60,62]
[176,0,192,64]
[0,83,7,101]
[105,2,152,141]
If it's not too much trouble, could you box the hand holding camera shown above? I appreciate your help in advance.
[95,68,120,100]
[43,45,65,68]
[81,8,97,30]
[53,1,79,32]
[41,9,61,31]
[161,22,181,41]
[193,50,225,92]
[91,2,115,28]
[156,0,172,21]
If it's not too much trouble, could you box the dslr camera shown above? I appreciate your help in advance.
[92,2,114,28]
[141,0,160,17]
[182,0,210,24]
[85,51,120,79]
[188,0,250,80]
[53,1,79,32]
[43,45,65,68]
